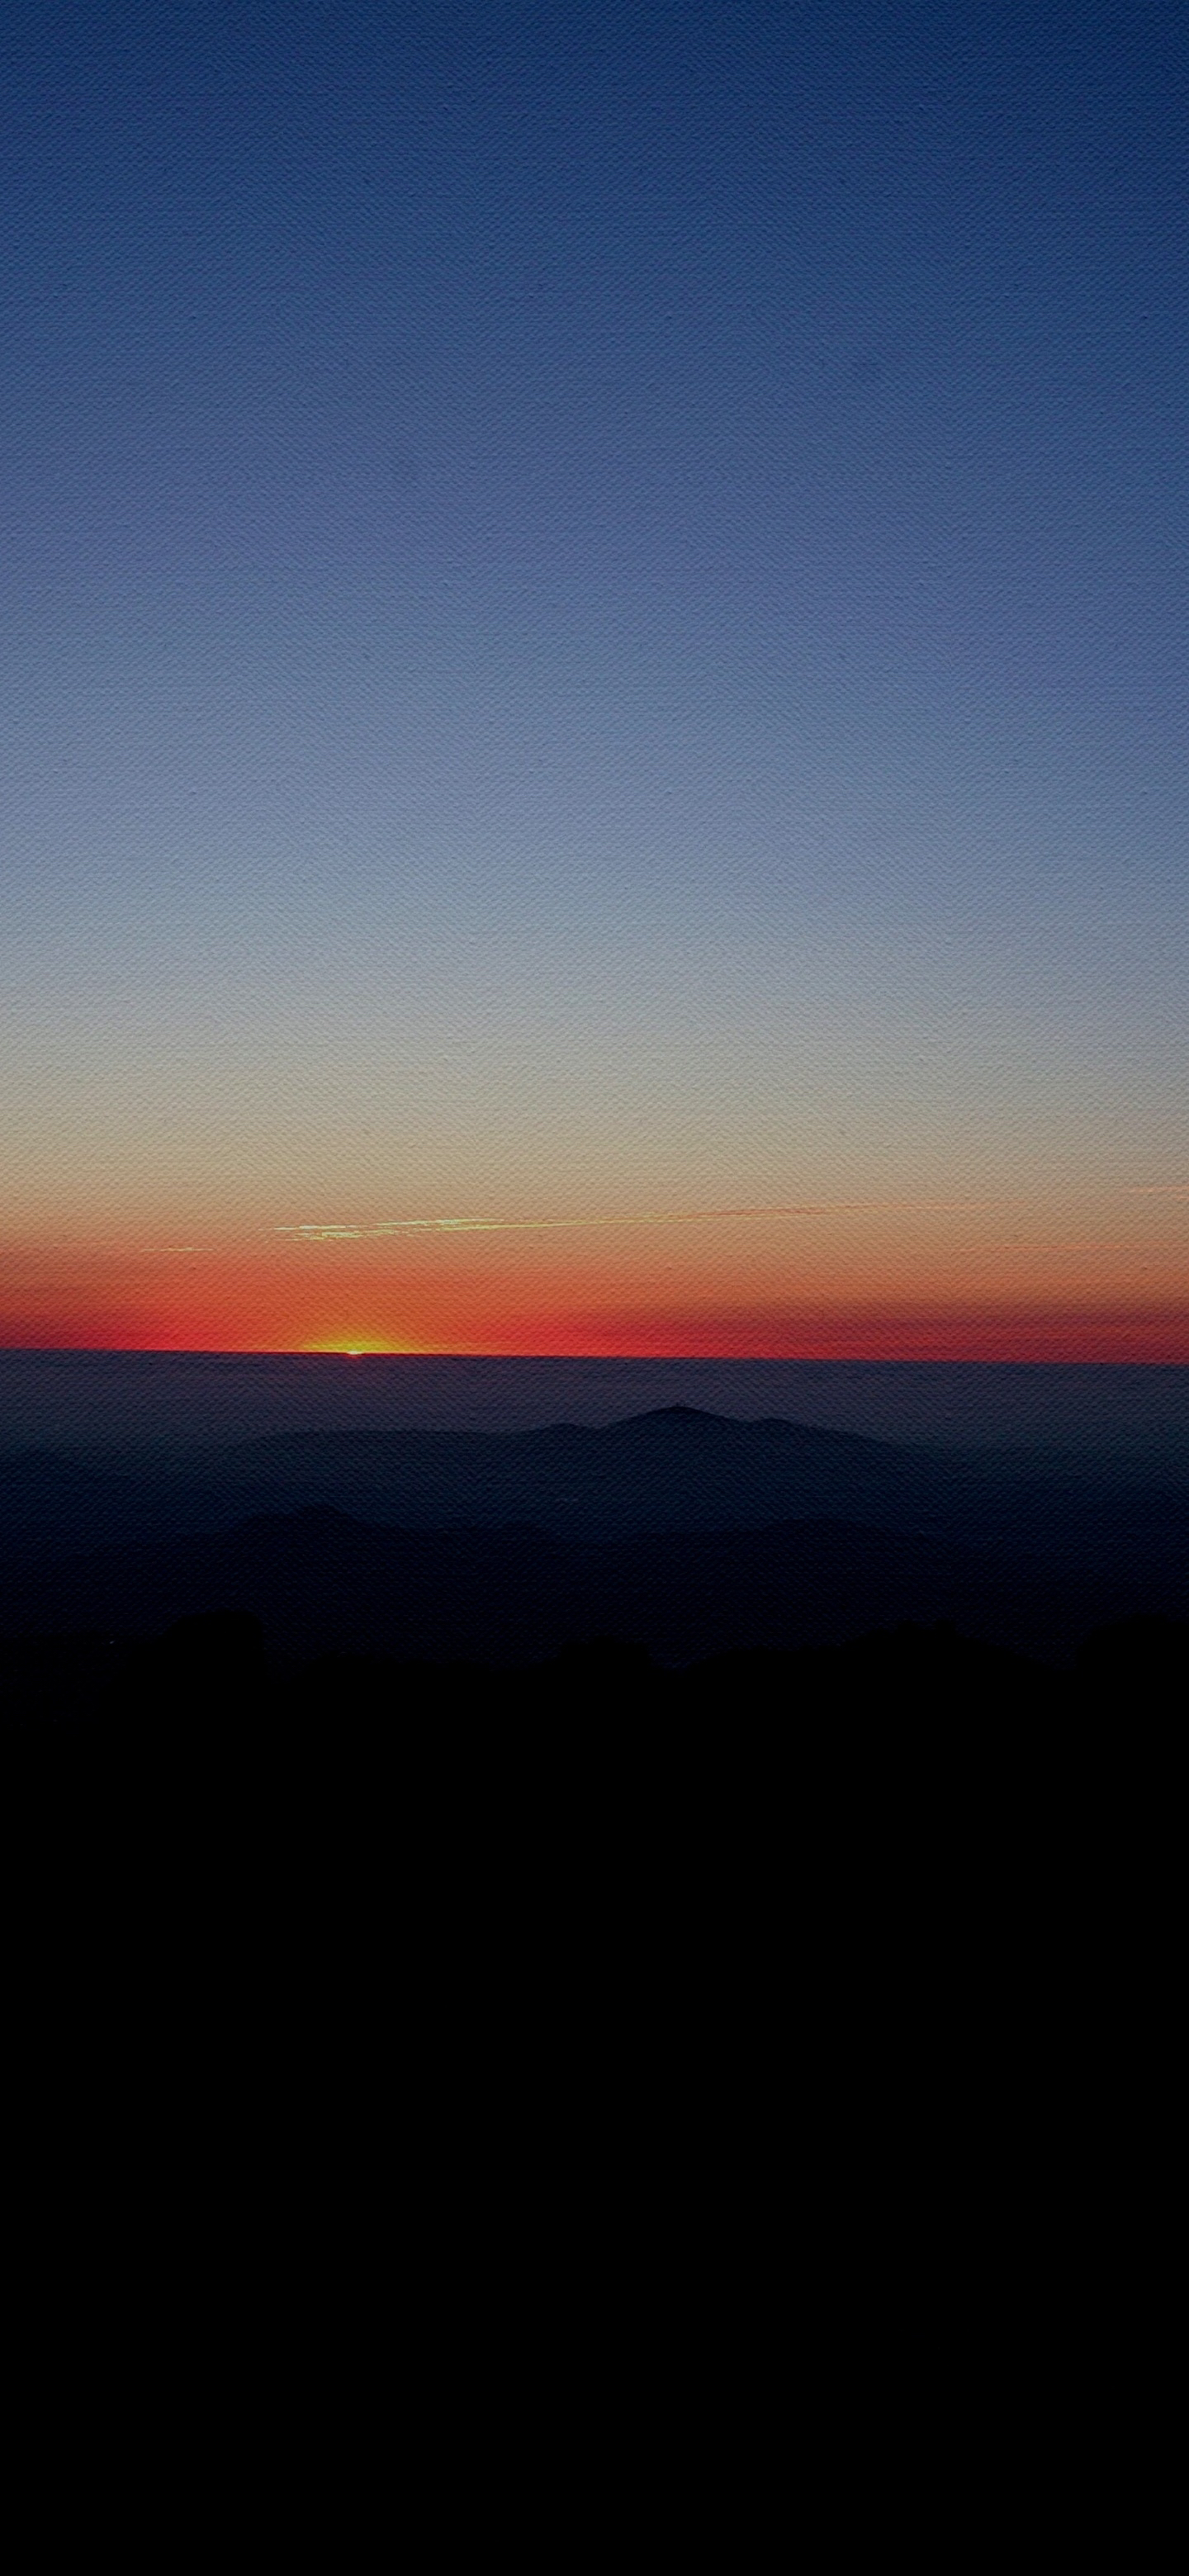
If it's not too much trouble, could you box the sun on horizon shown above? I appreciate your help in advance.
[302,1338,414,1358]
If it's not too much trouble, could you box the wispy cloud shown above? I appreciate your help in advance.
[272,1181,1189,1244]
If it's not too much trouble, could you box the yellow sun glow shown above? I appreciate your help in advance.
[302,1338,407,1357]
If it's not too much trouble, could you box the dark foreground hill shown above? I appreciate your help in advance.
[8,1585,1180,2483]
[0,1496,1180,1669]
[4,1608,1187,1919]
[7,1596,1187,1717]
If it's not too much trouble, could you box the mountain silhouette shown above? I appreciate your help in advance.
[86,1401,1189,1567]
[0,1496,1174,1672]
[2,1404,1186,1670]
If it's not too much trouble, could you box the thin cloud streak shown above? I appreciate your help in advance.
[272,1182,1189,1246]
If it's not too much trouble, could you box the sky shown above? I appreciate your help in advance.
[2,0,1187,1356]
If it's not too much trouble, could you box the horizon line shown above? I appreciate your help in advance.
[3,1347,1189,1367]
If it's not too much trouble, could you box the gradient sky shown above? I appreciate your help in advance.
[3,0,1187,1354]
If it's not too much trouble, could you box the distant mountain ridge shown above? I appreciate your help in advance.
[0,1402,933,1547]
[2,1405,1187,1671]
[205,1400,924,1533]
[3,1402,1188,1561]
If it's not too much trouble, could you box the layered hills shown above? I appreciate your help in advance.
[2,1404,1187,1669]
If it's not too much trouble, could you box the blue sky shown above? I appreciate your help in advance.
[2,1,1187,1348]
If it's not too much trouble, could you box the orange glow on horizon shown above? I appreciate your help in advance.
[3,1189,1187,1362]
[3,1309,1188,1361]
